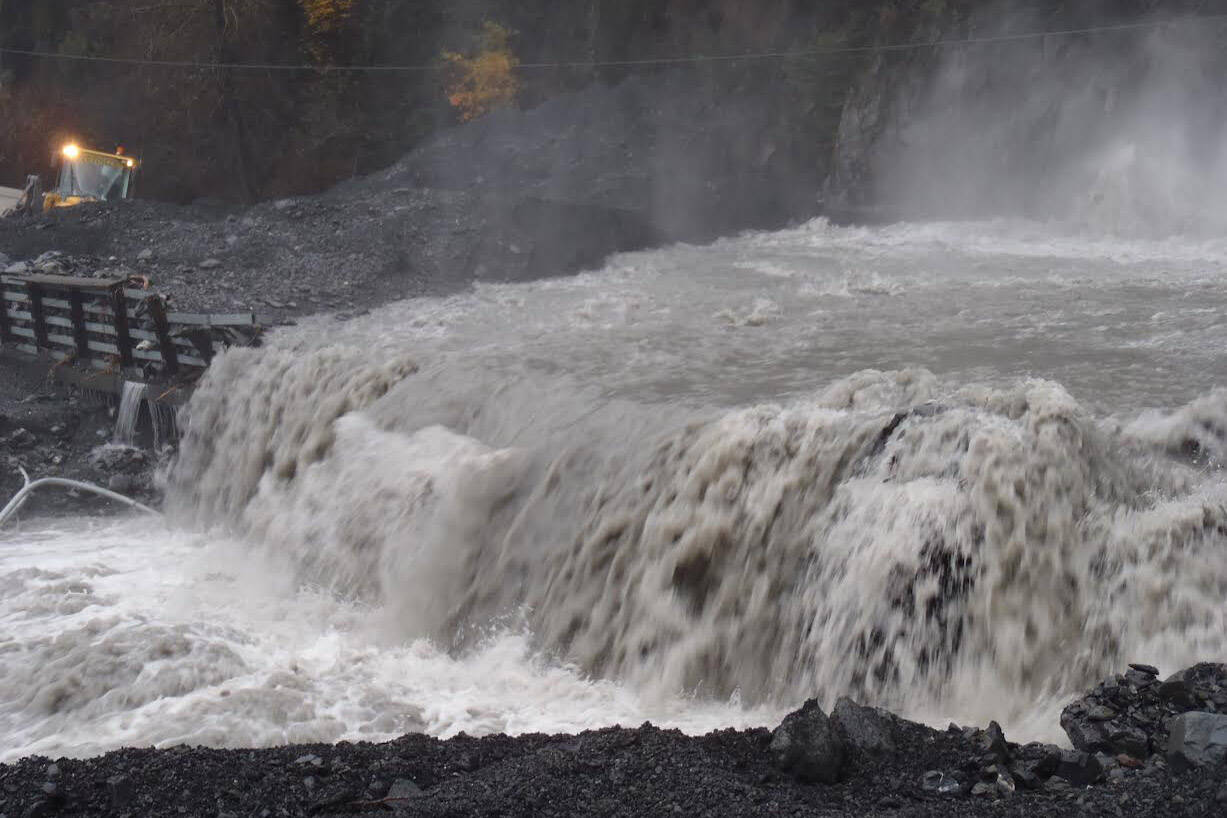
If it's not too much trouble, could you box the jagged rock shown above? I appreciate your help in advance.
[972,721,1010,764]
[137,248,154,261]
[3,260,29,274]
[768,699,847,784]
[1054,750,1103,786]
[1165,712,1227,771]
[1010,764,1041,791]
[831,697,896,753]
[1061,663,1227,759]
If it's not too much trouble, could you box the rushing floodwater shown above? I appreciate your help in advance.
[5,218,1227,761]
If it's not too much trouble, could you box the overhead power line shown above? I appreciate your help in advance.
[1,13,1225,73]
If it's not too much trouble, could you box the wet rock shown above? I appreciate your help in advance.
[972,721,1010,764]
[1062,663,1227,758]
[198,258,222,270]
[106,474,135,494]
[768,699,847,784]
[831,697,896,753]
[1054,750,1103,786]
[1009,763,1041,791]
[1124,668,1157,688]
[1165,711,1227,771]
[5,428,36,450]
[1158,678,1196,708]
[137,249,154,262]
[969,781,994,797]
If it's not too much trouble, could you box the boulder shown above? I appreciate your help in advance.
[769,699,847,784]
[1053,750,1103,786]
[831,697,896,754]
[973,721,1010,764]
[1165,712,1227,771]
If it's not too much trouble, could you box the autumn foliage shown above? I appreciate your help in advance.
[442,22,522,122]
[299,0,356,36]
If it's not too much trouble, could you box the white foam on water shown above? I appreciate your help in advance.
[6,218,1227,759]
[0,517,779,762]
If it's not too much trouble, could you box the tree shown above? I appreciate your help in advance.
[441,21,521,122]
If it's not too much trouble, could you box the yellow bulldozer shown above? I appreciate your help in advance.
[43,143,138,210]
[1,143,138,216]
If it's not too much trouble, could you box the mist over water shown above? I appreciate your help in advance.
[875,11,1227,236]
[7,14,1227,761]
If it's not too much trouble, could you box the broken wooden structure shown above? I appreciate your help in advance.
[0,272,262,401]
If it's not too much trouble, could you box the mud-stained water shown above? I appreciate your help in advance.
[5,219,1227,760]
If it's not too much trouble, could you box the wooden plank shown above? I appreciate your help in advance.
[131,347,206,368]
[142,296,178,375]
[87,338,202,368]
[166,312,257,326]
[81,300,114,316]
[26,285,48,348]
[70,290,89,360]
[86,339,120,355]
[46,332,76,348]
[2,290,28,303]
[9,326,34,339]
[0,281,9,343]
[110,287,134,368]
[11,274,126,291]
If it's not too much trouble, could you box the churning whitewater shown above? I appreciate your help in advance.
[6,218,1227,761]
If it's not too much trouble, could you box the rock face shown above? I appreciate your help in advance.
[769,699,847,784]
[1060,663,1227,758]
[831,697,896,754]
[1166,712,1227,771]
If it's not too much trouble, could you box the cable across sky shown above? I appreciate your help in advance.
[1,13,1226,73]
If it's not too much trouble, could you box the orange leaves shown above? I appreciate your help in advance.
[298,0,355,36]
[442,22,521,122]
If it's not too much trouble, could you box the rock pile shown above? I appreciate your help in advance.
[1061,662,1227,762]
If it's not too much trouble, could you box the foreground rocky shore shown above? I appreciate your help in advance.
[2,664,1225,817]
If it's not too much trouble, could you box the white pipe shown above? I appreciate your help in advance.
[0,467,160,529]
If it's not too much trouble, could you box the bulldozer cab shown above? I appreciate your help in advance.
[45,144,137,210]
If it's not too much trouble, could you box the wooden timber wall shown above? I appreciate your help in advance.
[0,273,261,390]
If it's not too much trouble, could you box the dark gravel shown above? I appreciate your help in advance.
[1,699,1224,818]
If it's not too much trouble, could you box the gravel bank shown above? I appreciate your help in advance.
[2,667,1226,818]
